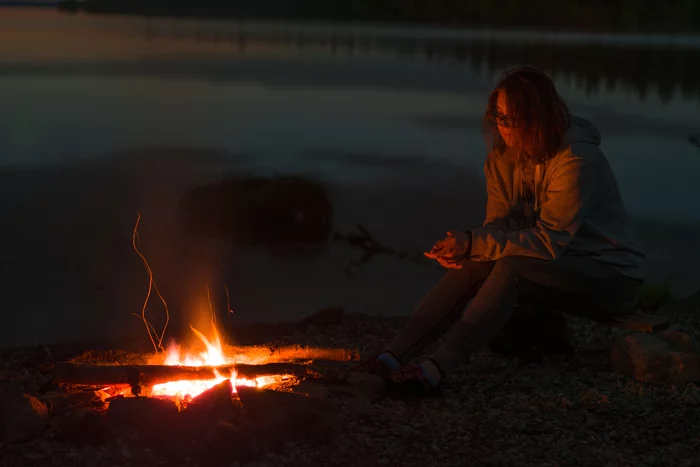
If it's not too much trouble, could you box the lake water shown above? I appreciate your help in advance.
[1,8,699,348]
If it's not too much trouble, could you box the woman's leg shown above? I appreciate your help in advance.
[384,260,495,364]
[430,255,642,374]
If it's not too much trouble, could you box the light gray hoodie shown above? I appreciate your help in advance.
[469,116,646,280]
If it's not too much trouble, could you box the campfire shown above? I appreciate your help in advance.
[148,325,293,400]
[50,213,338,399]
[49,321,353,401]
[29,215,370,465]
[41,321,361,465]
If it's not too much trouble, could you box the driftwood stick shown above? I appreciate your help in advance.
[333,223,430,273]
[51,362,313,387]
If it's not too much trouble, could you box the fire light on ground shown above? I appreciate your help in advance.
[147,324,293,400]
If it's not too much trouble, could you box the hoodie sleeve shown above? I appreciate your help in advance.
[470,156,597,261]
[481,151,512,231]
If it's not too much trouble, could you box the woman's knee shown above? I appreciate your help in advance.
[456,259,496,276]
[493,256,526,274]
[492,257,548,281]
[441,259,493,284]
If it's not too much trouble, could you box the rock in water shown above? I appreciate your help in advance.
[0,392,49,444]
[610,331,700,384]
[178,175,334,250]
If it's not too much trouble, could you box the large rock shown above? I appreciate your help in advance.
[236,387,344,448]
[54,408,111,447]
[189,379,233,410]
[107,396,179,432]
[178,380,241,446]
[610,330,700,384]
[198,422,256,467]
[0,392,49,444]
[657,329,700,354]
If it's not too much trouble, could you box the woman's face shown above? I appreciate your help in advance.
[495,91,516,147]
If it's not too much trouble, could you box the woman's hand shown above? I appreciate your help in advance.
[424,230,471,269]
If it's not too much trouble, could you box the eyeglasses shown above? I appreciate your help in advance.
[487,110,526,128]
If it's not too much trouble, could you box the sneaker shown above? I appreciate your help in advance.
[388,364,442,398]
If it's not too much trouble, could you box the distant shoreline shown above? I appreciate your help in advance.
[49,0,700,36]
[0,2,59,6]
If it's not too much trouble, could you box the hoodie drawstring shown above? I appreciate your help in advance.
[534,163,541,214]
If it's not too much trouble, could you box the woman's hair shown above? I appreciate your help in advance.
[484,66,571,165]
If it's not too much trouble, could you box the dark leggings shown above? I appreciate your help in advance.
[386,256,642,374]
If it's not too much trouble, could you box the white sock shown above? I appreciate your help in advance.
[418,360,443,387]
[377,352,402,371]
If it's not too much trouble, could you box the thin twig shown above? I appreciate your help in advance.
[130,312,160,340]
[132,214,170,354]
[152,282,170,351]
[132,216,157,353]
[146,320,161,345]
[333,223,431,274]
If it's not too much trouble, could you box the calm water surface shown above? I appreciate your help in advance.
[1,8,699,347]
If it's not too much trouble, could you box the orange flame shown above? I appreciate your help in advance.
[148,324,292,400]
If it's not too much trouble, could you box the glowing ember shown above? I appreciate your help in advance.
[149,370,263,400]
[147,324,292,400]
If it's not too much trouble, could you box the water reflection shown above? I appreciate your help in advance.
[131,18,700,103]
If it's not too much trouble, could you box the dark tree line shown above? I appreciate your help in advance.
[131,20,700,104]
[59,0,700,34]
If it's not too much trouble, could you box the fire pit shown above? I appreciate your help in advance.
[38,321,366,466]
[49,324,330,399]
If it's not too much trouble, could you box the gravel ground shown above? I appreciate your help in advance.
[2,311,700,467]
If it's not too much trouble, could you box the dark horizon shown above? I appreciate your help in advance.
[52,0,700,34]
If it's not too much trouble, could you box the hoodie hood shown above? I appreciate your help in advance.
[564,116,601,146]
[521,116,601,224]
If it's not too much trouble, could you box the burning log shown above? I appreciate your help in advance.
[51,362,313,391]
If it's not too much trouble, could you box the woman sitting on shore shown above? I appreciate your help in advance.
[357,66,646,396]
